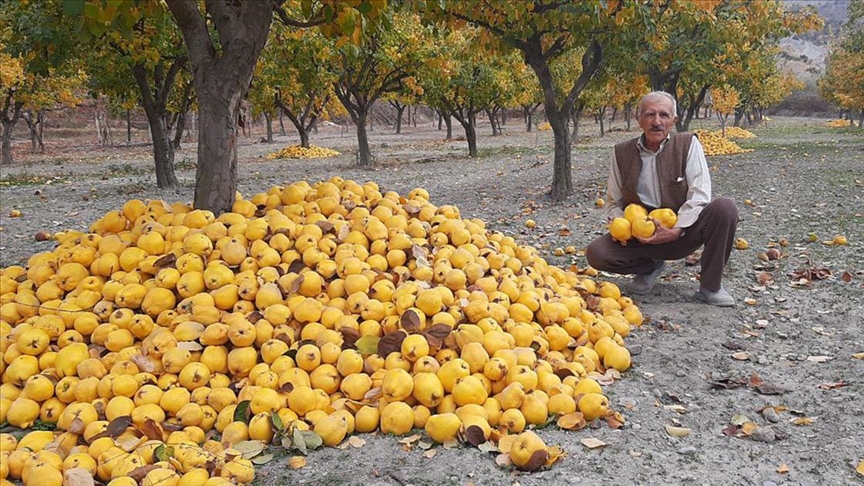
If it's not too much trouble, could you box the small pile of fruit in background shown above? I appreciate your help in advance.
[607,203,678,243]
[0,177,644,485]
[266,145,340,160]
[694,129,753,156]
[825,119,857,128]
[715,127,756,139]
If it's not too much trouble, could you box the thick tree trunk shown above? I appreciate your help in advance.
[278,103,311,148]
[264,112,273,143]
[1,120,13,165]
[354,108,371,168]
[437,111,442,130]
[195,87,241,210]
[444,114,452,140]
[1,98,23,165]
[279,111,286,136]
[166,0,272,214]
[524,39,601,201]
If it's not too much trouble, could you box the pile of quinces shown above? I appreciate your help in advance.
[265,145,340,160]
[0,177,643,485]
[694,129,753,156]
[608,203,678,243]
[715,127,756,139]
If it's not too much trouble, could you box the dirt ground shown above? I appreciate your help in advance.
[1,115,862,485]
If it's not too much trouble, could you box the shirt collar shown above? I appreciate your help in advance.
[637,133,671,155]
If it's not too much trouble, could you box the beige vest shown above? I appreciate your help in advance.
[614,132,694,212]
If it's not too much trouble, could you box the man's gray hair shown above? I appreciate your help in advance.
[636,91,677,117]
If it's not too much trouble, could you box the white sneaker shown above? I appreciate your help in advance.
[630,261,666,294]
[694,286,736,307]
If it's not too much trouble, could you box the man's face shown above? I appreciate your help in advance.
[637,97,678,150]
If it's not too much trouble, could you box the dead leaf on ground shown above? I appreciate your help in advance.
[777,463,789,474]
[63,468,95,486]
[806,355,834,363]
[732,352,751,361]
[856,460,864,476]
[755,271,775,285]
[288,456,307,469]
[792,417,816,426]
[817,382,848,390]
[580,437,607,449]
[398,434,422,446]
[497,435,516,454]
[665,425,691,437]
[348,436,366,448]
[852,353,864,360]
[495,453,512,467]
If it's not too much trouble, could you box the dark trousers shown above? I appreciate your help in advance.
[586,198,738,292]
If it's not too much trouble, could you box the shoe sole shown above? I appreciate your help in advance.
[694,291,735,307]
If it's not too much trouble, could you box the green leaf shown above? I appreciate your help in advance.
[234,401,252,424]
[154,444,173,462]
[251,453,274,465]
[233,440,266,459]
[271,411,284,431]
[292,427,307,455]
[355,335,380,356]
[62,0,86,16]
[300,431,323,451]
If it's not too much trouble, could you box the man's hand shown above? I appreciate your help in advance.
[636,218,683,245]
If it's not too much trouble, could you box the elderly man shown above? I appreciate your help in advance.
[586,91,738,307]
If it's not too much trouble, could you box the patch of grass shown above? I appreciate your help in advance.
[175,157,197,170]
[106,163,150,176]
[0,173,69,187]
[475,145,535,158]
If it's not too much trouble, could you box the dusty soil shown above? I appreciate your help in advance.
[1,115,862,485]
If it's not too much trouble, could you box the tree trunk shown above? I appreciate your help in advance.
[1,119,14,165]
[571,105,583,141]
[733,109,744,128]
[132,65,179,188]
[278,103,311,148]
[412,106,418,127]
[680,86,708,132]
[25,111,45,153]
[354,107,372,168]
[597,107,606,137]
[485,108,497,136]
[1,97,23,165]
[524,39,601,201]
[395,105,404,134]
[625,104,632,131]
[165,0,272,214]
[279,111,286,136]
[172,111,187,149]
[444,114,452,139]
[126,109,132,144]
[264,112,273,143]
[437,111,443,130]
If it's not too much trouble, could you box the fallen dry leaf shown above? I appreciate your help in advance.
[732,352,751,361]
[423,449,436,459]
[744,297,758,306]
[398,434,422,445]
[852,353,864,360]
[665,425,691,438]
[348,436,366,448]
[580,437,607,449]
[288,456,307,469]
[792,417,815,426]
[777,463,789,474]
[817,382,848,390]
[856,460,864,476]
[806,355,834,363]
[495,453,512,467]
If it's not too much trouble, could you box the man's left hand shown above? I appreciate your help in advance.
[636,218,683,245]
